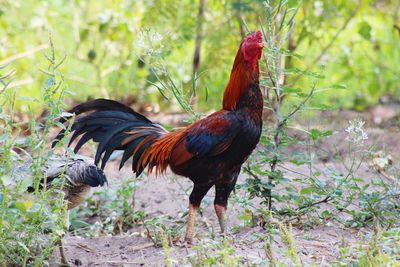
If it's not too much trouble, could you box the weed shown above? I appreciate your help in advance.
[72,178,142,236]
[144,216,182,247]
[0,36,70,266]
[188,238,244,266]
[278,222,301,265]
[334,226,400,266]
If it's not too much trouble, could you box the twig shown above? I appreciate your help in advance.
[0,69,16,80]
[7,77,34,89]
[129,242,154,251]
[279,82,317,128]
[0,44,49,66]
[76,243,95,253]
[377,170,400,186]
[296,195,332,211]
[243,164,260,180]
[97,260,148,265]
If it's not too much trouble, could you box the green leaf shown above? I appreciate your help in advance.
[300,187,315,195]
[308,129,333,140]
[289,158,307,166]
[284,68,325,79]
[17,242,30,253]
[278,48,303,58]
[281,86,302,94]
[80,29,89,41]
[331,84,347,89]
[15,201,27,212]
[55,121,66,130]
[321,210,332,218]
[358,22,372,40]
[334,189,343,196]
[44,78,55,90]
[17,97,39,102]
[306,103,333,110]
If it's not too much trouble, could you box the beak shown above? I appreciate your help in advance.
[258,42,267,48]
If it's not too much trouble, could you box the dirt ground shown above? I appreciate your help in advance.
[50,105,400,266]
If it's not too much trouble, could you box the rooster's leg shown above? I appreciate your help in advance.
[185,203,198,243]
[214,175,238,236]
[185,183,213,243]
[214,203,228,234]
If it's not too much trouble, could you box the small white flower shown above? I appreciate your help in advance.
[151,32,163,43]
[98,10,113,24]
[30,17,46,28]
[137,31,165,56]
[313,1,324,17]
[345,118,368,143]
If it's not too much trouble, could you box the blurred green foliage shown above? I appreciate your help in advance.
[0,0,399,113]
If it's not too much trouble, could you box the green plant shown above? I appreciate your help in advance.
[334,226,400,266]
[72,178,142,236]
[0,37,70,266]
[188,238,244,266]
[277,222,301,265]
[143,216,182,247]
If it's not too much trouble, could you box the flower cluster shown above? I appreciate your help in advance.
[137,31,165,56]
[345,118,368,144]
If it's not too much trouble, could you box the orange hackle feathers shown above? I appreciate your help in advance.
[222,30,263,111]
[222,53,258,110]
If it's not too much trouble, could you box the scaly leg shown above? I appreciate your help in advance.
[214,170,239,236]
[185,203,199,243]
[214,204,228,235]
[185,183,213,243]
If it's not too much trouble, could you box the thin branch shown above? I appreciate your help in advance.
[296,195,332,211]
[279,82,317,128]
[0,44,49,66]
[7,77,34,89]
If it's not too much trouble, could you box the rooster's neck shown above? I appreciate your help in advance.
[222,48,260,111]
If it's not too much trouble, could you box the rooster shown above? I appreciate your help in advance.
[11,155,107,265]
[54,30,265,243]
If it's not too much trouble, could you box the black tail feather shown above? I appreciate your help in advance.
[53,99,167,173]
[82,165,107,187]
[53,99,151,147]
